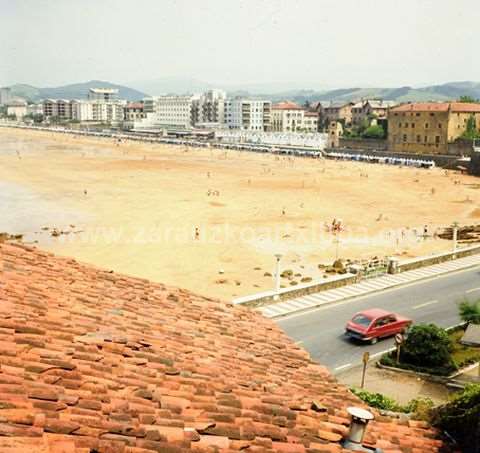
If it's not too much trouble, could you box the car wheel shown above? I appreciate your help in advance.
[370,337,378,345]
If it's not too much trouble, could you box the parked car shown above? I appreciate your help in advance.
[345,308,412,344]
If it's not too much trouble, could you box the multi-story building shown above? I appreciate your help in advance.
[196,90,226,126]
[88,88,119,102]
[6,101,27,119]
[225,99,271,131]
[321,101,354,127]
[124,102,145,121]
[388,102,480,154]
[42,97,126,124]
[0,87,12,105]
[271,101,305,132]
[352,100,397,126]
[303,111,319,132]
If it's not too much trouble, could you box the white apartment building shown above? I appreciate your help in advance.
[197,89,226,126]
[43,97,125,124]
[7,101,28,119]
[225,99,271,131]
[0,87,12,105]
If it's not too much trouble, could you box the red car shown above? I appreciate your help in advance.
[345,308,412,344]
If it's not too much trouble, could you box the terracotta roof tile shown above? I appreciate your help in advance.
[391,101,480,113]
[0,243,446,452]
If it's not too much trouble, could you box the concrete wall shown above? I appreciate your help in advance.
[397,244,480,272]
[233,273,358,309]
[328,147,458,167]
[339,137,388,151]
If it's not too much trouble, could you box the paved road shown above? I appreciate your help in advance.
[277,266,480,373]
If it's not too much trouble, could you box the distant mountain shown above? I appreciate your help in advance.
[126,79,480,104]
[7,80,145,102]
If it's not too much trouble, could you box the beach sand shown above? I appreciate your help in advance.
[1,127,479,300]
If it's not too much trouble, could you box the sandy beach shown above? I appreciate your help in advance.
[1,127,480,300]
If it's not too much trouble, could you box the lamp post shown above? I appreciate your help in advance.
[274,253,282,300]
[452,221,459,254]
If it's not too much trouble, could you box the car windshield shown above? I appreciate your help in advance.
[352,314,372,327]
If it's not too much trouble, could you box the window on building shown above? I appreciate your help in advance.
[425,123,429,129]
[416,113,420,117]
[403,134,407,142]
[435,136,440,144]
[424,136,428,143]
[416,135,421,143]
[438,123,442,128]
[411,123,415,128]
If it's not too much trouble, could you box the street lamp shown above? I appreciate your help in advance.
[274,253,282,299]
[452,221,459,253]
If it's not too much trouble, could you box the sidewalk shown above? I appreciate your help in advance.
[259,253,480,319]
[336,364,452,405]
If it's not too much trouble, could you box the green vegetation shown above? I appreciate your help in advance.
[351,387,433,416]
[380,323,480,375]
[362,124,385,139]
[459,95,479,103]
[461,115,480,140]
[431,384,480,453]
[401,324,454,369]
[459,299,480,324]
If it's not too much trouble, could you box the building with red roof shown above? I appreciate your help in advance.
[271,101,318,132]
[388,102,480,154]
[0,242,446,452]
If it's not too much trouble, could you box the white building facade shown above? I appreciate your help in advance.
[225,99,271,131]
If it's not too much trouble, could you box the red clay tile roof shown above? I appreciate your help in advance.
[0,243,445,452]
[125,103,144,110]
[391,102,480,113]
[272,101,304,111]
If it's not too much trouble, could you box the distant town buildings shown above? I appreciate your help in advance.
[124,102,145,122]
[321,101,355,127]
[388,102,480,154]
[42,90,126,125]
[351,100,397,126]
[135,91,271,132]
[6,100,27,119]
[271,101,319,132]
[0,87,12,105]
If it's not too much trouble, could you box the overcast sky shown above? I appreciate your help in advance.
[1,0,478,89]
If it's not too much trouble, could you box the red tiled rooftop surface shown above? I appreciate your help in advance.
[391,102,480,113]
[0,243,446,452]
[125,103,144,110]
[272,102,304,111]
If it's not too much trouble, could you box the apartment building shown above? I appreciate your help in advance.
[6,101,27,118]
[388,102,480,154]
[197,89,226,126]
[43,98,126,124]
[225,99,271,131]
[352,100,397,125]
[271,101,305,132]
[0,87,12,105]
[303,111,319,132]
[124,102,145,121]
[321,101,354,126]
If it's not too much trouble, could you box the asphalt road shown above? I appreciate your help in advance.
[277,266,480,373]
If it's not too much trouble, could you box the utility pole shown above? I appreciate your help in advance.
[274,254,282,300]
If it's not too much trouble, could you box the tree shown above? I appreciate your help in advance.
[400,324,454,369]
[459,300,480,324]
[362,124,385,139]
[459,95,479,103]
[462,115,480,140]
[431,384,480,452]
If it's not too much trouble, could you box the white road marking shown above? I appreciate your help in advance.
[334,363,352,371]
[465,287,480,294]
[369,347,396,359]
[413,299,439,310]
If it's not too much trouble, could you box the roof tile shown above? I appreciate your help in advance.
[0,243,446,452]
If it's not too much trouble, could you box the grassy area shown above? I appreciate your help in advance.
[380,326,480,376]
[450,329,480,369]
